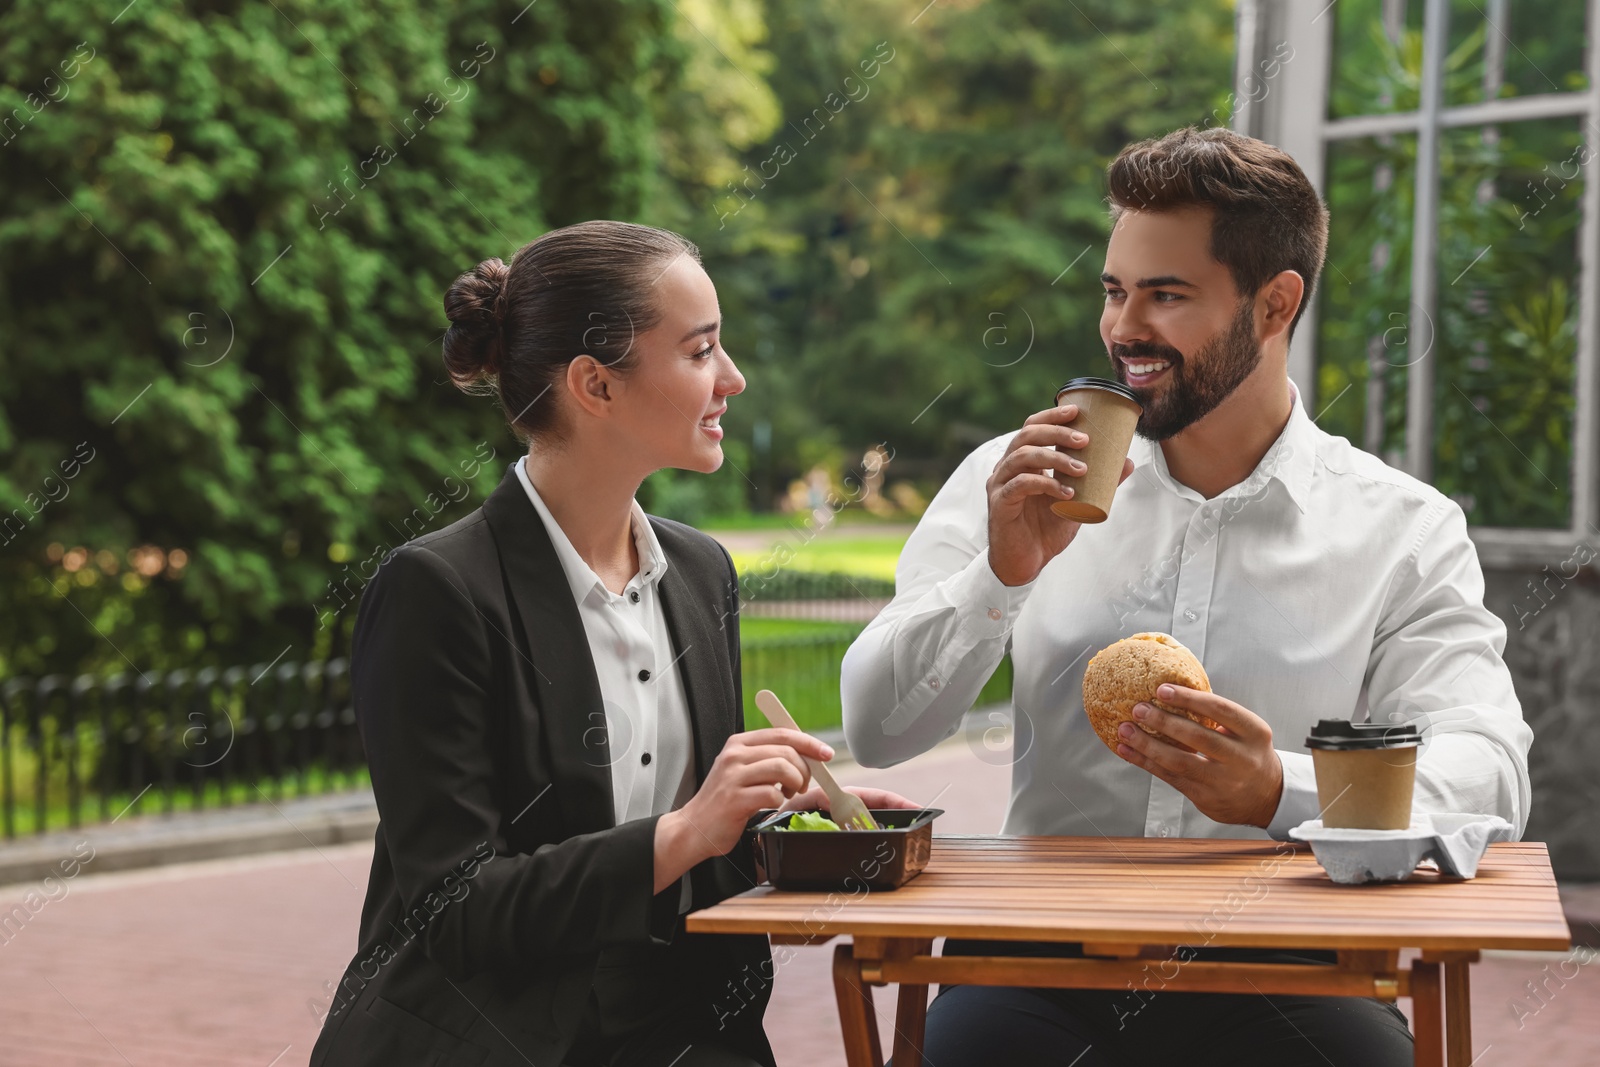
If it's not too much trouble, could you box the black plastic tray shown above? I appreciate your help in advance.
[742,808,943,891]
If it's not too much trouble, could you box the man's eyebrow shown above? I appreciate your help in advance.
[1100,272,1199,290]
[678,319,721,344]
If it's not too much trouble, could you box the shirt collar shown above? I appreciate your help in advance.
[512,456,669,608]
[1130,378,1315,514]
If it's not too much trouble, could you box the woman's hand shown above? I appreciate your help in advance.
[776,784,922,815]
[656,728,835,890]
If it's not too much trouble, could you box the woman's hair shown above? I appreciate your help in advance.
[442,220,701,442]
[1106,127,1328,340]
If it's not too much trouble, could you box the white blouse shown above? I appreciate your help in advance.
[514,456,697,910]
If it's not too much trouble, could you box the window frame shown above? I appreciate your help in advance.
[1233,0,1600,566]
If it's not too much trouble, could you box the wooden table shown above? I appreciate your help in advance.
[686,835,1572,1067]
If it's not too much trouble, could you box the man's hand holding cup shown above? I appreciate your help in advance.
[987,398,1137,588]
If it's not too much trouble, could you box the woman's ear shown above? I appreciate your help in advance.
[564,355,615,419]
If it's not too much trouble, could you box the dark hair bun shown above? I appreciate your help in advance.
[442,258,511,386]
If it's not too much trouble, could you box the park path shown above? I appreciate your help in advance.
[0,734,1593,1066]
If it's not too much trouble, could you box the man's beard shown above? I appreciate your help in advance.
[1111,300,1262,441]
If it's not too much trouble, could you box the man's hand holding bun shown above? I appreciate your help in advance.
[1082,633,1283,829]
[1115,685,1285,830]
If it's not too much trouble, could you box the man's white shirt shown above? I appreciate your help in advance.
[840,382,1533,841]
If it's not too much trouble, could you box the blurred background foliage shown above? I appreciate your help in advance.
[0,0,1236,677]
[1317,0,1583,529]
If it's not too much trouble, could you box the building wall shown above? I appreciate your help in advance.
[1486,564,1600,880]
[1232,1,1600,882]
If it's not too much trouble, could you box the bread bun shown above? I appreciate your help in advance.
[1081,632,1216,753]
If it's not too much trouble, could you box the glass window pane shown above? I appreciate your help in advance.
[1445,0,1588,109]
[1432,119,1581,528]
[1330,0,1426,119]
[1316,134,1418,461]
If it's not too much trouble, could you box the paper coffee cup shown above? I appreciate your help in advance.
[1306,720,1421,830]
[1049,377,1143,523]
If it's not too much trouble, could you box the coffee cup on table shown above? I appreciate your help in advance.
[1049,377,1143,524]
[1305,719,1422,830]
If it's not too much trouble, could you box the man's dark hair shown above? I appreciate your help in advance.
[1107,127,1329,339]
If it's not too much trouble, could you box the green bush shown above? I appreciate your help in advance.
[738,568,895,602]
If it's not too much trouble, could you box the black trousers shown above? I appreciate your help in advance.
[563,938,765,1067]
[897,938,1415,1067]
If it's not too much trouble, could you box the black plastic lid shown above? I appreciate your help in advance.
[1056,376,1143,410]
[1305,719,1422,751]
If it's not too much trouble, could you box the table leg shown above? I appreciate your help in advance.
[1443,959,1472,1065]
[892,979,929,1067]
[833,943,884,1067]
[1411,960,1444,1067]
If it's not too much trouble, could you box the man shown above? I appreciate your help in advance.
[840,127,1532,1066]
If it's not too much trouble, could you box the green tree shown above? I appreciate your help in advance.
[671,0,1238,509]
[0,0,740,676]
[2,0,1244,677]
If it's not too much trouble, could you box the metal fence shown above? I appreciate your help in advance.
[0,660,362,839]
[0,630,1016,838]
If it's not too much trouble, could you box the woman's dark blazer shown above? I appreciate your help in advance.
[310,462,776,1067]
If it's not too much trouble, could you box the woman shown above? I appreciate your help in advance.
[310,220,915,1067]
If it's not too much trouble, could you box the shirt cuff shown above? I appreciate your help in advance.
[944,550,1038,638]
[1265,750,1319,841]
[876,552,1035,740]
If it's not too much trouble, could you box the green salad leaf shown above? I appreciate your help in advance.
[779,811,842,831]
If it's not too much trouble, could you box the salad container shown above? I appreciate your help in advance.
[742,808,942,891]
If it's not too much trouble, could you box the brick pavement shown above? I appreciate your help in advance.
[0,733,1593,1066]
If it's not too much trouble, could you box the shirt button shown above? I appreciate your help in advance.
[641,752,652,765]
[929,677,941,690]
[629,590,640,604]
[1183,609,1198,622]
[1160,827,1171,837]
[638,669,651,682]
[987,607,1002,621]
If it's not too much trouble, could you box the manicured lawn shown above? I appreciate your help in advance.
[701,512,912,532]
[726,532,908,583]
[738,617,865,642]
